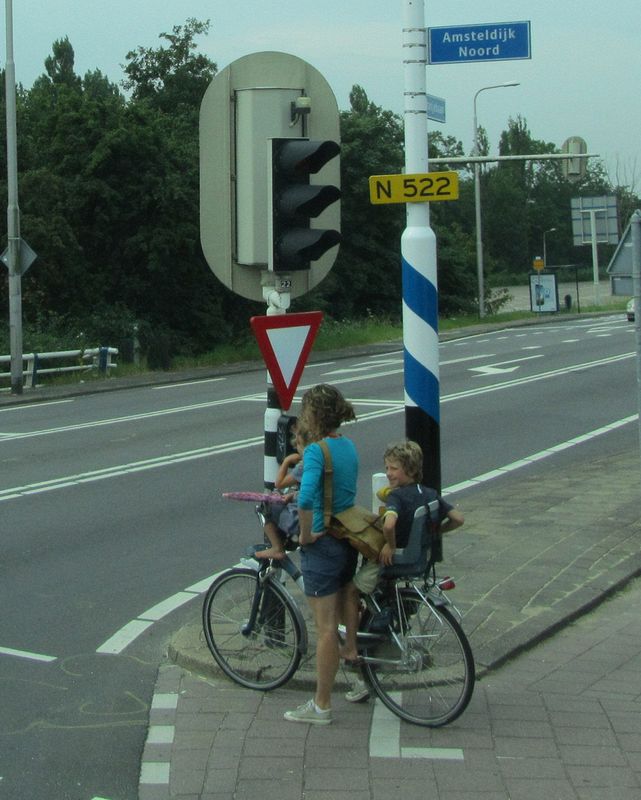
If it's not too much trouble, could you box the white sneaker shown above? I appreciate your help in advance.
[284,698,332,725]
[345,678,370,703]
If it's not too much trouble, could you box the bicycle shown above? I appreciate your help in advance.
[202,499,475,727]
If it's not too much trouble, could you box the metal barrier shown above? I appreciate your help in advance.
[0,347,118,388]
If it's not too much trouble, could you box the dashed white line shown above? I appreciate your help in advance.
[0,645,57,662]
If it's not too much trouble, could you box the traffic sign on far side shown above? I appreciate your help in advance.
[369,172,458,205]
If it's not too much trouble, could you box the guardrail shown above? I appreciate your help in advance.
[0,347,118,388]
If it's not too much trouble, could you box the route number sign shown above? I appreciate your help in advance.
[369,171,458,205]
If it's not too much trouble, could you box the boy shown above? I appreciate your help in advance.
[342,439,464,701]
[377,440,464,565]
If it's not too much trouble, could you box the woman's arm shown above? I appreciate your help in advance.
[298,509,314,546]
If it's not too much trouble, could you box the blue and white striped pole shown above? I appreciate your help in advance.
[401,0,441,492]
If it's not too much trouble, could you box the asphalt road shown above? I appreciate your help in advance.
[0,311,637,799]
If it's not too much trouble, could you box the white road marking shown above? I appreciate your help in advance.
[470,365,519,376]
[469,353,544,376]
[0,393,265,442]
[369,696,464,760]
[139,762,170,785]
[96,620,155,655]
[0,436,263,502]
[0,645,57,662]
[440,354,496,365]
[446,352,634,402]
[152,377,226,389]
[0,353,634,503]
[443,414,638,495]
[0,399,75,413]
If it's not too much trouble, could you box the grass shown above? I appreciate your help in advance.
[6,301,630,390]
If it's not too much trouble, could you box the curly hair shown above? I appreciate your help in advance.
[298,384,356,442]
[384,440,423,483]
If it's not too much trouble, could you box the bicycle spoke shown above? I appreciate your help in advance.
[363,589,474,726]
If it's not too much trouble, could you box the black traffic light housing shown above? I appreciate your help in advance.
[276,414,298,464]
[269,138,341,272]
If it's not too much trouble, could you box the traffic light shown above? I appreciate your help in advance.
[268,138,341,272]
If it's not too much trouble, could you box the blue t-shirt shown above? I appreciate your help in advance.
[298,436,358,533]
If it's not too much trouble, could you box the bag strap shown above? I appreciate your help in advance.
[318,440,333,527]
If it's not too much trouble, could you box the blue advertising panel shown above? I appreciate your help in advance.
[428,21,531,65]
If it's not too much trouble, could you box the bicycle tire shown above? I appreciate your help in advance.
[362,588,475,727]
[202,567,303,691]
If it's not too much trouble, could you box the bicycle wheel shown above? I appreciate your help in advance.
[362,588,475,727]
[202,567,303,691]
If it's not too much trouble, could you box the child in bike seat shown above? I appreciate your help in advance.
[376,440,464,566]
[353,439,463,593]
[255,431,305,560]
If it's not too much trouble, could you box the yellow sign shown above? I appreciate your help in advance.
[369,171,459,205]
[533,257,544,271]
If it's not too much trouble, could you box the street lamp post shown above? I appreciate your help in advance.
[4,0,23,394]
[543,227,557,268]
[473,81,519,318]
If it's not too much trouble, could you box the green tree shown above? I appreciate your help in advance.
[122,18,216,114]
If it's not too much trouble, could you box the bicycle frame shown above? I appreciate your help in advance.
[238,549,308,656]
[358,577,461,668]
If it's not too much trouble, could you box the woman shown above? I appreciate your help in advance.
[283,384,358,726]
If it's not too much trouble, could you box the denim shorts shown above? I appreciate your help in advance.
[300,534,357,598]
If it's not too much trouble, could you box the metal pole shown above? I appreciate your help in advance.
[630,210,641,466]
[262,285,289,489]
[472,82,519,318]
[401,0,440,492]
[473,160,484,317]
[543,227,556,268]
[589,209,601,305]
[4,0,23,394]
[472,92,484,318]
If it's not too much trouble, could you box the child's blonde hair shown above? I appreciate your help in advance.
[384,440,423,482]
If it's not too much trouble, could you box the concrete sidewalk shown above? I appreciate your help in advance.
[140,440,641,799]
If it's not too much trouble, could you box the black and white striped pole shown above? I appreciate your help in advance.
[401,0,441,492]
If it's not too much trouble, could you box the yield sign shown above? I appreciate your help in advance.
[250,311,323,410]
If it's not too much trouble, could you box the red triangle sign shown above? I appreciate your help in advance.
[250,311,323,410]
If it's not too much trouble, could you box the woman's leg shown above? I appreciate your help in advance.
[339,582,361,663]
[308,592,341,709]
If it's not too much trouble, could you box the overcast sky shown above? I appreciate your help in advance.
[3,0,640,191]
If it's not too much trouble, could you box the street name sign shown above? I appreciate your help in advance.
[250,311,323,410]
[428,21,531,64]
[369,171,459,205]
[427,94,446,123]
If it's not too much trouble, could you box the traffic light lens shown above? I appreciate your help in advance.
[269,137,341,272]
[277,140,340,176]
[279,185,341,219]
